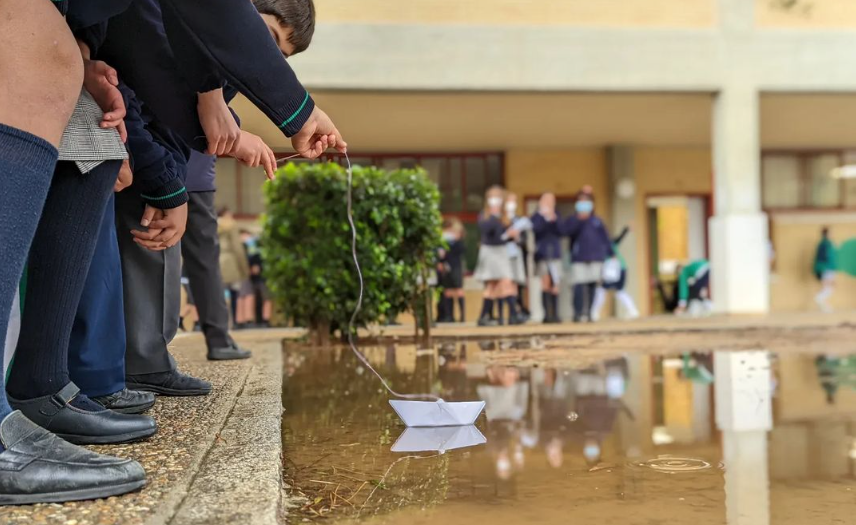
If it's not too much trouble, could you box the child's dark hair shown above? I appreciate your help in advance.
[253,0,316,55]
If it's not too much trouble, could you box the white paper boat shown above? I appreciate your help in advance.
[389,400,486,427]
[391,425,487,453]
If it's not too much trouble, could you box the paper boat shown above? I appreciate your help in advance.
[391,425,487,453]
[389,400,486,427]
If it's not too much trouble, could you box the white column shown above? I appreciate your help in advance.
[709,85,770,314]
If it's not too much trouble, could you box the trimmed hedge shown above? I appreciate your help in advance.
[262,161,442,340]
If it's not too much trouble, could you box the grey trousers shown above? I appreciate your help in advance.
[115,189,179,375]
[181,191,231,350]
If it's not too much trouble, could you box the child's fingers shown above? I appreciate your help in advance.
[131,228,163,241]
[146,219,173,230]
[133,237,164,250]
[140,206,158,227]
[151,228,177,242]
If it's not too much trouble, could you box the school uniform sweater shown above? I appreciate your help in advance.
[531,212,562,261]
[561,215,613,263]
[814,238,838,276]
[478,215,507,246]
[678,259,710,304]
[98,0,313,154]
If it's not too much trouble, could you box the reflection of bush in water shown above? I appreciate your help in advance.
[282,347,452,519]
[360,454,451,517]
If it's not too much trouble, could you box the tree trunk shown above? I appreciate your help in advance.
[310,319,331,347]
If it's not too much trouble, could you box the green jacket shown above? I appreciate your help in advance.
[813,238,838,276]
[678,259,710,303]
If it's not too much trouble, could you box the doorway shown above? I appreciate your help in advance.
[646,195,711,314]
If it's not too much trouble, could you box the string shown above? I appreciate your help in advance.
[343,152,441,402]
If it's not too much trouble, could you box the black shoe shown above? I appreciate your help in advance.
[92,389,156,415]
[477,316,498,327]
[208,342,252,361]
[8,383,157,445]
[0,411,146,505]
[509,314,527,326]
[544,316,561,324]
[126,369,212,397]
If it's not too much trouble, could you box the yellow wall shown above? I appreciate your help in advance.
[769,212,856,312]
[633,147,713,314]
[757,0,856,28]
[317,0,715,28]
[505,148,610,217]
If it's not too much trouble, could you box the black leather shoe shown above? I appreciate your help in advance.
[126,369,212,396]
[8,383,157,446]
[92,389,156,414]
[0,411,146,505]
[477,316,498,327]
[207,343,251,361]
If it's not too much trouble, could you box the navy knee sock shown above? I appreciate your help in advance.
[458,297,465,323]
[0,124,58,434]
[479,298,494,320]
[7,160,119,407]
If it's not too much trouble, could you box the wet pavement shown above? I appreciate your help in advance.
[282,340,856,525]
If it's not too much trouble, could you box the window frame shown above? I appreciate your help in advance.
[761,149,853,212]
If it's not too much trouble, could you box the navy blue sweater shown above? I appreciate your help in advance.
[531,212,562,261]
[119,82,189,208]
[478,214,507,247]
[561,214,613,263]
[99,0,313,154]
[66,11,188,208]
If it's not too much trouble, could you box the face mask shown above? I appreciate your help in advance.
[575,201,594,214]
[487,197,503,208]
[606,371,625,399]
[505,202,517,216]
[583,444,601,463]
[442,232,456,242]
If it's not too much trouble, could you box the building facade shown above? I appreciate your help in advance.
[221,0,856,316]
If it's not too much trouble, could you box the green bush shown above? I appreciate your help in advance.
[261,161,442,341]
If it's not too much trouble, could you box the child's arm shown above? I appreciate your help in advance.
[197,88,241,156]
[156,0,315,137]
[677,267,691,308]
[120,82,189,210]
[613,226,630,245]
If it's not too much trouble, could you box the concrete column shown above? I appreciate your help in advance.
[710,85,770,313]
[608,146,640,316]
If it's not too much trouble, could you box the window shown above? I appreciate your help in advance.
[319,152,504,217]
[217,152,505,268]
[762,151,856,210]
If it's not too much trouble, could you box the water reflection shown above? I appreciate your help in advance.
[282,342,856,524]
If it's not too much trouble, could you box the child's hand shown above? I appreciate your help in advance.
[291,106,347,159]
[114,159,133,192]
[83,59,127,142]
[232,130,277,180]
[198,88,241,156]
[131,203,188,251]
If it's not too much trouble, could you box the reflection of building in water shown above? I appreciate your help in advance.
[769,353,856,481]
[652,355,715,445]
[715,351,772,525]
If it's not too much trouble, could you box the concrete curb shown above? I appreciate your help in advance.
[169,340,284,525]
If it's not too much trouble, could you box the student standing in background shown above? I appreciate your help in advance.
[437,218,467,323]
[561,191,612,323]
[475,186,524,326]
[814,227,838,313]
[504,192,532,322]
[531,193,562,324]
[590,226,639,321]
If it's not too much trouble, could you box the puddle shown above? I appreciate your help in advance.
[282,342,856,524]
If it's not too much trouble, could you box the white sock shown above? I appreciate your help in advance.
[616,291,639,319]
[591,287,606,321]
[815,285,834,311]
